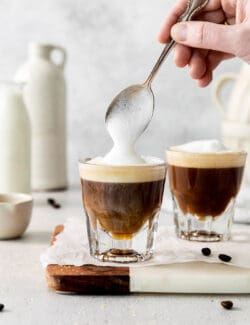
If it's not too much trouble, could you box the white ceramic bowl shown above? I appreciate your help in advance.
[0,193,33,239]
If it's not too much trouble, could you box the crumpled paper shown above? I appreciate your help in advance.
[41,216,250,269]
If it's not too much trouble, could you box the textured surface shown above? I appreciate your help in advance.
[1,187,250,325]
[0,0,242,184]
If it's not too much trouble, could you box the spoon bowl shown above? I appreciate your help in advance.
[105,84,154,141]
[105,0,209,131]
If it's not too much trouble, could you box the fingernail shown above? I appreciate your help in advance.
[171,23,187,42]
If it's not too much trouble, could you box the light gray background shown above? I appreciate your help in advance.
[0,0,241,184]
[0,3,249,325]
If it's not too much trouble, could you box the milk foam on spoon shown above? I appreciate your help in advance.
[102,142,145,165]
[102,87,155,165]
[103,116,146,165]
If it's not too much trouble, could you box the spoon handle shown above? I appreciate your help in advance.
[145,0,209,86]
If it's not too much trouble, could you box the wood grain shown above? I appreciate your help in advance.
[46,225,130,294]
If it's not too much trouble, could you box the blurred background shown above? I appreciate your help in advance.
[0,0,241,184]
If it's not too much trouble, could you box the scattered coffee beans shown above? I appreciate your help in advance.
[201,247,211,256]
[0,303,4,312]
[221,300,233,310]
[47,198,61,209]
[218,254,232,263]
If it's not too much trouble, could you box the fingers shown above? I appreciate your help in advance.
[174,44,192,67]
[172,7,225,70]
[158,0,223,44]
[173,45,233,87]
[158,0,192,43]
[189,50,207,79]
[207,51,233,71]
[196,51,233,87]
[157,0,240,87]
[195,9,225,24]
[174,46,209,81]
[200,0,221,11]
[171,21,240,56]
[222,0,237,17]
[197,70,213,88]
[174,49,232,87]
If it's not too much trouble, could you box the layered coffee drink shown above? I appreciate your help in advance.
[79,159,166,262]
[79,75,167,262]
[167,140,246,241]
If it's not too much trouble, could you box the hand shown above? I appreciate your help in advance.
[158,0,250,87]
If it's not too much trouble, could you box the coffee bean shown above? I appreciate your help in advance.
[47,198,61,209]
[47,198,56,206]
[201,247,211,256]
[218,254,232,262]
[53,203,61,209]
[0,303,4,312]
[221,300,233,310]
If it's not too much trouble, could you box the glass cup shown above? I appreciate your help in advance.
[166,148,247,242]
[79,159,166,263]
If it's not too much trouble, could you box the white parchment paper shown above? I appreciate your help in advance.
[41,216,250,269]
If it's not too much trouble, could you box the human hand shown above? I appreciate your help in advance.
[158,0,250,87]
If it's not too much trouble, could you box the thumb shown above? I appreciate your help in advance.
[171,21,241,55]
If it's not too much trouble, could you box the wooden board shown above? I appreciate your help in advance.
[46,225,129,294]
[46,225,250,295]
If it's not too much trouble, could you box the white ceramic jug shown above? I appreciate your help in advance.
[0,193,33,239]
[0,82,31,193]
[213,63,250,182]
[15,43,67,190]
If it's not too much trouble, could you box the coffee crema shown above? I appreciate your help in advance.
[80,159,166,240]
[167,149,246,218]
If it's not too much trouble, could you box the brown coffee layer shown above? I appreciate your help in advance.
[168,165,244,217]
[81,179,165,239]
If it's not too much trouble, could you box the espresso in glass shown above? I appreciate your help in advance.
[79,159,166,263]
[167,147,246,242]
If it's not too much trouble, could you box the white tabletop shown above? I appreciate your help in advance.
[1,187,250,325]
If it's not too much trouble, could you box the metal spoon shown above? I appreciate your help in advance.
[105,0,209,140]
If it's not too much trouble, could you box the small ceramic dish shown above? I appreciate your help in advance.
[0,193,33,239]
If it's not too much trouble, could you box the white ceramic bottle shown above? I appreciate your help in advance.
[0,82,31,193]
[213,63,250,183]
[15,43,67,190]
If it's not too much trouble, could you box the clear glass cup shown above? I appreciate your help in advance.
[166,148,247,242]
[79,159,166,263]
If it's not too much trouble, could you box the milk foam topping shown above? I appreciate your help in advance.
[167,140,246,168]
[175,139,229,153]
[79,156,166,183]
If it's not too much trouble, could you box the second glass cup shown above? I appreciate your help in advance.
[79,159,166,263]
[167,147,246,242]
